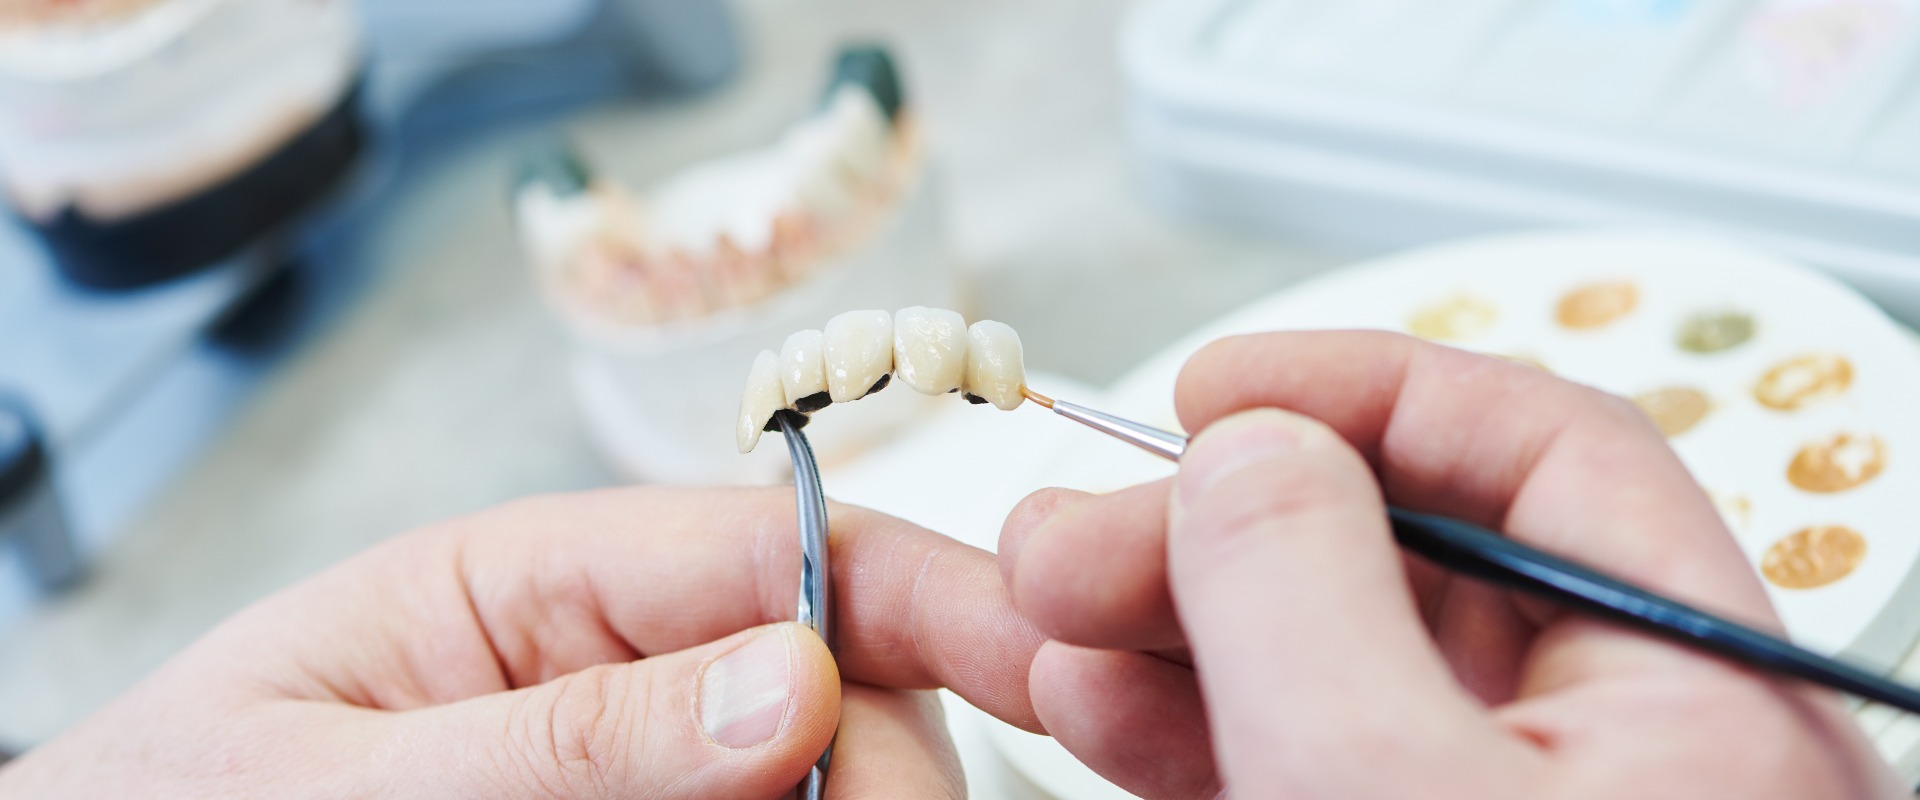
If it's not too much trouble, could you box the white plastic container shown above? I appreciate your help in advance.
[1124,0,1920,325]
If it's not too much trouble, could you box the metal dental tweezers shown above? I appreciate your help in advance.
[775,411,833,800]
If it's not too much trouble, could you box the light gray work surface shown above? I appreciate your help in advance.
[0,0,1336,786]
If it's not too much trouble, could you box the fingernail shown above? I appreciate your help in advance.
[700,626,795,749]
[1179,410,1317,500]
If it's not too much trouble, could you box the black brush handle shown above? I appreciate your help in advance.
[1040,399,1920,715]
[1389,508,1920,714]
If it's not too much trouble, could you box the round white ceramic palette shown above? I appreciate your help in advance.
[1036,231,1920,662]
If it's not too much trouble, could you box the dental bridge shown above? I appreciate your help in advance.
[741,306,1027,799]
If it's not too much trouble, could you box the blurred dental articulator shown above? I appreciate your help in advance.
[0,0,365,289]
[0,0,738,290]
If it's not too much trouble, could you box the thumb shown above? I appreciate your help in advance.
[380,623,839,799]
[1168,409,1494,795]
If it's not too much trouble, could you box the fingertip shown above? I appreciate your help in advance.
[697,623,839,763]
[1003,494,1086,632]
[999,487,1094,591]
[392,623,847,799]
[1171,409,1379,573]
[1177,409,1347,517]
[1024,641,1096,742]
[1012,526,1120,644]
[1008,508,1114,645]
[1172,335,1248,433]
[1008,481,1186,652]
[783,621,837,674]
[700,625,841,794]
[1172,330,1417,436]
[1027,639,1078,701]
[779,624,844,749]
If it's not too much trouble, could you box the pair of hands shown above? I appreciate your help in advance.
[0,332,1901,798]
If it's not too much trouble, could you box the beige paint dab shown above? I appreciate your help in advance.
[1753,353,1855,411]
[1763,526,1868,590]
[1556,281,1639,330]
[1788,433,1887,493]
[1408,295,1498,341]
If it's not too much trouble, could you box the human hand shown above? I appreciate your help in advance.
[0,487,1044,799]
[1001,330,1903,799]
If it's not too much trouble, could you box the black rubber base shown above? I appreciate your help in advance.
[30,79,366,292]
[207,257,306,356]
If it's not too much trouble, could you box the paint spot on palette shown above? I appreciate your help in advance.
[1409,294,1498,341]
[1788,433,1887,493]
[1556,280,1640,330]
[1633,386,1714,437]
[1763,525,1869,590]
[1754,353,1855,411]
[1678,310,1757,354]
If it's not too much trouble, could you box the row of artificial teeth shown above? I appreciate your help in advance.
[514,85,904,328]
[738,307,1027,453]
[781,86,895,228]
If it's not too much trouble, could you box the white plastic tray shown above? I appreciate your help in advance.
[1125,0,1920,324]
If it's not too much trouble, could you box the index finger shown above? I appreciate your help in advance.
[244,486,1046,733]
[1175,330,1772,622]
